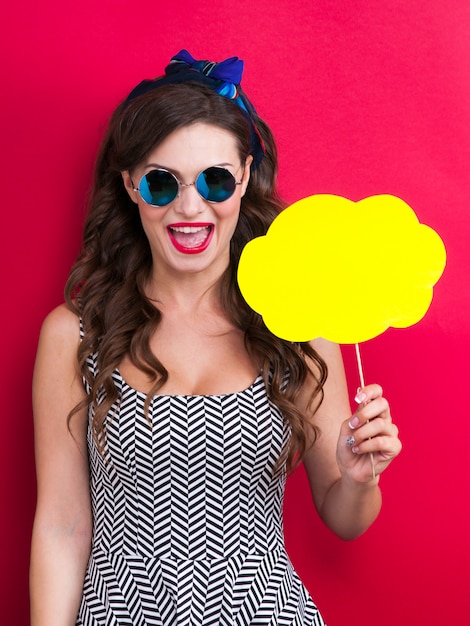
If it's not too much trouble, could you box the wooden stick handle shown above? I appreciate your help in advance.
[354,343,376,480]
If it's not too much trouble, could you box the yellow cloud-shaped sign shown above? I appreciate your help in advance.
[237,194,446,344]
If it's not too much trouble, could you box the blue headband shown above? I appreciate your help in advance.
[124,49,266,168]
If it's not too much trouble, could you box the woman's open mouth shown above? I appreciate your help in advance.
[167,223,214,254]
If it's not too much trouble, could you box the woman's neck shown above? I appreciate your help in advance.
[145,266,226,317]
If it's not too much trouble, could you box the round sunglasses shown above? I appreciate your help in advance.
[132,166,244,207]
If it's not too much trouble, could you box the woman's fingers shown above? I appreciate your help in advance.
[349,416,396,441]
[354,383,383,404]
[337,383,402,481]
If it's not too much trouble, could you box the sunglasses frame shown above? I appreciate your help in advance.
[131,166,244,207]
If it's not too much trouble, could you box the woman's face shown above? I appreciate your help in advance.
[122,122,252,282]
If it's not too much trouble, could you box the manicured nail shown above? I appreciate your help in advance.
[355,391,367,404]
[346,435,356,447]
[349,416,360,429]
[352,446,360,454]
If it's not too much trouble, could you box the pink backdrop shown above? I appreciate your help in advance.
[2,1,469,624]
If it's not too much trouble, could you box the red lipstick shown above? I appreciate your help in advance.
[167,222,214,254]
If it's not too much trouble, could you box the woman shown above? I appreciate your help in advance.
[30,50,402,625]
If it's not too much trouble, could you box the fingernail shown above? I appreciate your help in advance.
[355,391,367,404]
[346,435,356,447]
[349,416,360,429]
[352,446,360,454]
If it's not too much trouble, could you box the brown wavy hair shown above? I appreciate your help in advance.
[66,82,327,472]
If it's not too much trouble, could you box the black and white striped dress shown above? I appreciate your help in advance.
[76,345,326,625]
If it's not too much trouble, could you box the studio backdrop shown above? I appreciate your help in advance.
[1,1,469,624]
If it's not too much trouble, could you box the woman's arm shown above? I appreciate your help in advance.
[299,339,402,540]
[30,304,92,625]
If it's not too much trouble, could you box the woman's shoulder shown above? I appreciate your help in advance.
[294,338,347,412]
[39,302,81,348]
[34,303,84,400]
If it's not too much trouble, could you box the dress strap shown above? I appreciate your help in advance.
[79,316,98,394]
[79,315,85,340]
[267,367,290,394]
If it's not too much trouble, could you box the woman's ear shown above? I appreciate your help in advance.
[121,171,139,204]
[240,155,253,197]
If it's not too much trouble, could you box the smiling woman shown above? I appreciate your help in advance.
[121,122,252,274]
[29,49,401,626]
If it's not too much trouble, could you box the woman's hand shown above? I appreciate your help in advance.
[336,383,402,484]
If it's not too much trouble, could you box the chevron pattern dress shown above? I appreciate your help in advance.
[76,345,326,625]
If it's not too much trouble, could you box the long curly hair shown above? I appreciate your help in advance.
[66,82,327,472]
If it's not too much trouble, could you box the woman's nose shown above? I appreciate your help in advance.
[173,183,206,216]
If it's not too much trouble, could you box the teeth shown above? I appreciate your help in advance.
[170,226,208,234]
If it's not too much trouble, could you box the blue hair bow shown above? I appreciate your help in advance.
[167,49,243,100]
[124,50,265,168]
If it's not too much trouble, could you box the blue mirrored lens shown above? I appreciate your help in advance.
[140,170,178,206]
[196,167,236,202]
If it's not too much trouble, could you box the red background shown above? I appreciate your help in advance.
[2,1,469,624]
